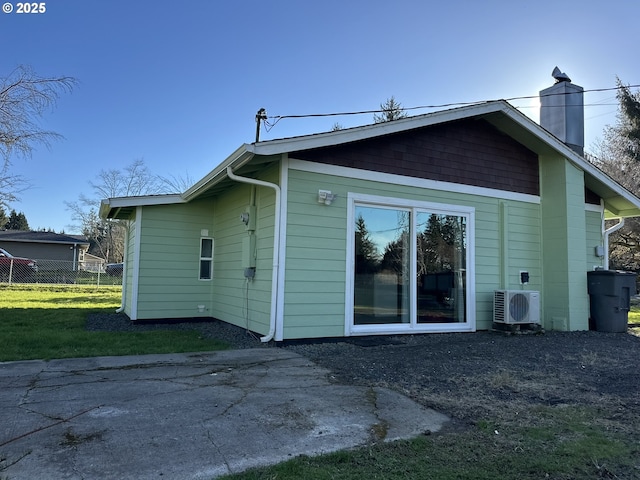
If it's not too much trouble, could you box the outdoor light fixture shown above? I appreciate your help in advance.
[318,190,336,205]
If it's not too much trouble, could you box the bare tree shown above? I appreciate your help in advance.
[66,159,187,263]
[158,171,196,193]
[0,65,76,207]
[0,162,28,209]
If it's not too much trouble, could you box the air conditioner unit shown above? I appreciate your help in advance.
[494,290,540,324]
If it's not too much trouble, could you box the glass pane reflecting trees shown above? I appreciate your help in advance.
[354,205,467,326]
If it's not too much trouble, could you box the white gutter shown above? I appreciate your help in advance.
[226,166,281,343]
[604,218,625,270]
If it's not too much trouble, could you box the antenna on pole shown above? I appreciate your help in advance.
[255,108,267,142]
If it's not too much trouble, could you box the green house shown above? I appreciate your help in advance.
[100,91,640,342]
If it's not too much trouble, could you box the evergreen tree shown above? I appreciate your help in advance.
[354,214,379,273]
[6,209,29,230]
[616,80,640,163]
[374,96,408,123]
[0,206,7,229]
[591,79,640,269]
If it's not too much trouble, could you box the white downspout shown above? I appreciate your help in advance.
[604,218,624,270]
[226,166,281,343]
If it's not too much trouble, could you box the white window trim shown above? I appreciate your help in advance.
[345,192,476,336]
[199,237,214,281]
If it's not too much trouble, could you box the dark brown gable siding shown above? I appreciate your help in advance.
[291,119,540,196]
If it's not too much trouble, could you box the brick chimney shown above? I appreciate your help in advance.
[539,67,584,156]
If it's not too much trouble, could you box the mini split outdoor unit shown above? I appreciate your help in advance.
[493,290,541,324]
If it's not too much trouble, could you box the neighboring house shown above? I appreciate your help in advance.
[82,253,107,273]
[0,231,90,271]
[100,75,640,342]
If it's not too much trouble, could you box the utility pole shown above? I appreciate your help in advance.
[255,108,267,142]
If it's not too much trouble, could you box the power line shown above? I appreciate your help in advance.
[262,84,640,131]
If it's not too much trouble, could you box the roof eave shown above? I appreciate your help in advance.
[99,194,185,220]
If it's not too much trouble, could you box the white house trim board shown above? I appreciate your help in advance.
[130,206,143,321]
[99,194,184,219]
[288,159,541,205]
[345,192,476,336]
[116,223,129,314]
[585,203,604,214]
[275,154,290,342]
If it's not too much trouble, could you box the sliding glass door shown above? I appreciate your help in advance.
[349,194,474,334]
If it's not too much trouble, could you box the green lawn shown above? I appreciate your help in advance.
[628,308,640,336]
[0,284,228,361]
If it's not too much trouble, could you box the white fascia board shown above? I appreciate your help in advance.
[99,194,185,219]
[181,145,255,201]
[107,194,184,207]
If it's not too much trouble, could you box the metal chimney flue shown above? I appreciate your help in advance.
[539,67,584,155]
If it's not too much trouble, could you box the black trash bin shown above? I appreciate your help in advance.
[587,270,637,333]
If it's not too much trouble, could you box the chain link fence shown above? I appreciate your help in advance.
[0,258,122,286]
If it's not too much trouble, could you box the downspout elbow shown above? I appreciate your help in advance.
[604,218,625,270]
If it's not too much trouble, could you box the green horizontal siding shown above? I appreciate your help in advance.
[134,200,214,320]
[208,165,279,335]
[282,168,542,337]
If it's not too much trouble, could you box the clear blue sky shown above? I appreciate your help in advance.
[1,0,638,233]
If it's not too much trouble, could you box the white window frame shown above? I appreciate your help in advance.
[345,192,476,336]
[199,237,213,281]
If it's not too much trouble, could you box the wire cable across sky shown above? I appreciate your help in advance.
[262,83,640,133]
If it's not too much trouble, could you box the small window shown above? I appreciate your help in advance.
[199,238,213,280]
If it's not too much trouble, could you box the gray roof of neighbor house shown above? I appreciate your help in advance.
[0,230,90,246]
[100,100,640,221]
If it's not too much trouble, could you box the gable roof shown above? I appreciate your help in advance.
[101,100,640,220]
[0,230,90,246]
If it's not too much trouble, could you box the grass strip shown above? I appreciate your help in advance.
[0,284,227,361]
